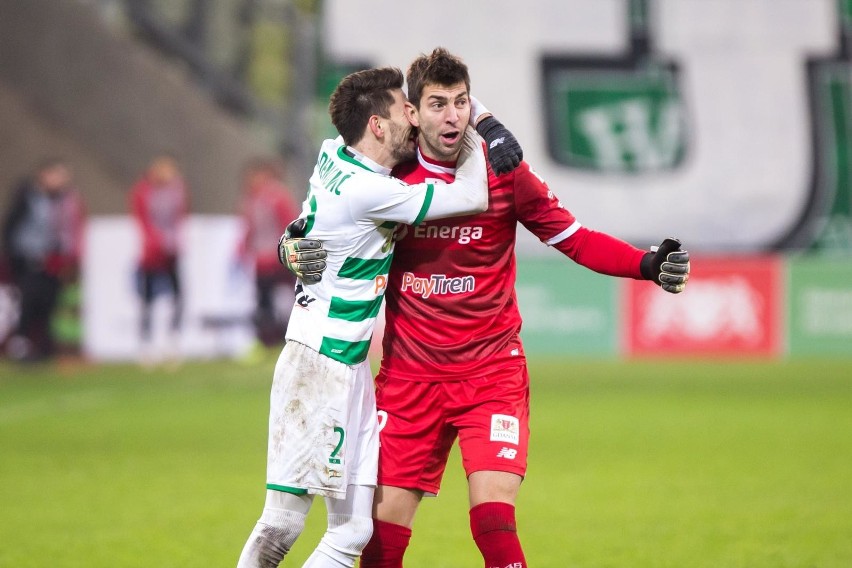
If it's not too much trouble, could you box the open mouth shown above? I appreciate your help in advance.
[441,130,461,144]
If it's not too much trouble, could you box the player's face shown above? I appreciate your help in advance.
[386,89,417,165]
[243,169,268,193]
[38,164,71,194]
[407,81,471,162]
[149,157,180,186]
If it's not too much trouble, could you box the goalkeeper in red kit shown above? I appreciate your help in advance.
[283,48,689,567]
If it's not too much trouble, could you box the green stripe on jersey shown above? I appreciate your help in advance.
[267,484,308,495]
[320,337,371,365]
[337,145,372,171]
[338,254,393,280]
[304,194,317,235]
[413,183,434,226]
[329,296,384,322]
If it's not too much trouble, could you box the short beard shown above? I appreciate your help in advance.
[391,144,416,164]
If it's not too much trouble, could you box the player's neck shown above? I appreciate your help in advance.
[417,147,458,172]
[346,143,393,175]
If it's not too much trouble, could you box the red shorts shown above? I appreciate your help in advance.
[374,364,530,495]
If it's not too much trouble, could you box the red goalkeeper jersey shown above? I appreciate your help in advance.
[382,150,646,381]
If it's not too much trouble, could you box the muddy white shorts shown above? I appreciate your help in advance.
[265,341,379,499]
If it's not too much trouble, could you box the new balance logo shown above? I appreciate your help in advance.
[489,137,505,149]
[487,563,523,568]
[295,283,316,308]
[496,447,517,459]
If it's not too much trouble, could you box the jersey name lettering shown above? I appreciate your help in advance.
[317,151,351,195]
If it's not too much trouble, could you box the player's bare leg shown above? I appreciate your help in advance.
[468,470,522,507]
[468,471,527,568]
[371,485,422,527]
[302,484,375,567]
[360,485,422,568]
[236,490,312,567]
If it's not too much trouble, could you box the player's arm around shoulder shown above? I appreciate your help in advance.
[420,127,490,221]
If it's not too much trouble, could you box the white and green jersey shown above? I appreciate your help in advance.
[285,136,435,365]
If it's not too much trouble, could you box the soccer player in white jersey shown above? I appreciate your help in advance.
[236,67,489,568]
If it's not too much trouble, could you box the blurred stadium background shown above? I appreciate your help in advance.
[1,0,851,566]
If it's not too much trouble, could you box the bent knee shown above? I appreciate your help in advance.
[257,508,307,549]
[325,515,374,554]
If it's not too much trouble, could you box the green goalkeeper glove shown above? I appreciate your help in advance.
[640,237,690,294]
[278,218,327,284]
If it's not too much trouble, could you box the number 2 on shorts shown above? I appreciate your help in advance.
[329,426,345,464]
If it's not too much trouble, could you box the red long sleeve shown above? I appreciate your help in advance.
[554,226,646,279]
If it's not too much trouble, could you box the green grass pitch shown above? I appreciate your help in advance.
[1,356,851,567]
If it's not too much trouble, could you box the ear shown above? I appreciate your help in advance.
[404,101,420,127]
[367,115,383,139]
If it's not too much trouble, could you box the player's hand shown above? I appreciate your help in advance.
[475,115,523,175]
[640,238,690,294]
[278,218,327,284]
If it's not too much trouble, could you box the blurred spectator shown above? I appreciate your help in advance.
[236,158,299,348]
[130,154,188,366]
[1,159,85,362]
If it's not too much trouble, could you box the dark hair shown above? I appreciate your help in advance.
[329,67,405,146]
[406,47,471,110]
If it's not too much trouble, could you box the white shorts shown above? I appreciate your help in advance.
[266,341,378,499]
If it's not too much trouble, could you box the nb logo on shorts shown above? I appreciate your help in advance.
[496,447,517,460]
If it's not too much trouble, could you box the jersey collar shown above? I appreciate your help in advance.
[342,144,392,176]
[416,147,457,176]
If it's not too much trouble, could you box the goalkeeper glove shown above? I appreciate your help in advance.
[278,218,327,284]
[475,115,523,175]
[640,237,690,294]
